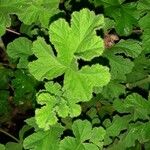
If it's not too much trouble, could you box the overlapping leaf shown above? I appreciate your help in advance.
[35,82,70,129]
[104,115,132,146]
[0,0,60,36]
[138,0,150,52]
[103,40,142,80]
[29,9,110,102]
[126,51,150,90]
[60,120,106,150]
[90,0,139,35]
[107,122,150,150]
[102,80,125,99]
[113,93,150,120]
[23,123,64,150]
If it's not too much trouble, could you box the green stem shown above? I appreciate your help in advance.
[127,75,150,88]
[0,128,19,143]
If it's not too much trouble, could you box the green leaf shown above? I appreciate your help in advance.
[105,1,138,35]
[29,38,66,80]
[110,40,143,58]
[102,80,125,99]
[138,1,150,52]
[63,64,110,101]
[35,82,78,129]
[60,120,105,150]
[104,18,115,32]
[20,23,38,38]
[113,93,150,120]
[35,93,58,130]
[7,37,32,68]
[104,115,132,146]
[0,0,27,36]
[92,0,139,35]
[126,52,150,89]
[0,66,12,89]
[23,123,64,150]
[29,9,110,102]
[138,0,150,14]
[49,9,104,63]
[12,70,36,105]
[18,126,31,143]
[90,127,106,147]
[5,142,22,150]
[104,52,134,81]
[108,122,150,150]
[18,0,60,28]
[5,125,31,150]
[103,39,142,80]
[0,90,10,114]
[0,144,5,150]
[25,117,39,131]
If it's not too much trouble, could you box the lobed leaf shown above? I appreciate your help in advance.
[29,9,110,121]
[23,123,64,150]
[60,120,106,150]
[114,93,150,120]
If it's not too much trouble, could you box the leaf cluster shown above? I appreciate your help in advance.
[0,0,150,150]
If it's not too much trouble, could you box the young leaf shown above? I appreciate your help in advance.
[60,120,106,150]
[35,82,79,129]
[7,37,32,68]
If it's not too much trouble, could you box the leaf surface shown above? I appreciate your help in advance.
[114,93,150,120]
[7,37,32,68]
[60,120,106,150]
[29,9,110,104]
[23,123,64,150]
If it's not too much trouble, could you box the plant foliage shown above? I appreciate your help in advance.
[0,0,150,150]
